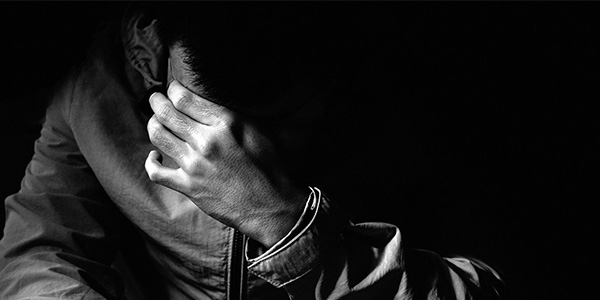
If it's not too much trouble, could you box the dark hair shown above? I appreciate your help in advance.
[151,3,352,116]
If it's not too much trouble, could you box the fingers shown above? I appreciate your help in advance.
[149,91,202,142]
[145,150,189,192]
[147,113,212,174]
[166,80,234,126]
[147,114,190,164]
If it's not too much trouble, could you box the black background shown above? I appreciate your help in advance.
[0,2,597,300]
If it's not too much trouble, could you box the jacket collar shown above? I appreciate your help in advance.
[117,6,321,117]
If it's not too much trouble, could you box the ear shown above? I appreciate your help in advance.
[121,5,167,90]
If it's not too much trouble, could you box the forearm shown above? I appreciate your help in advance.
[247,189,506,300]
[246,188,402,299]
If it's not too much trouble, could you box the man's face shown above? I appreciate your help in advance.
[167,43,334,117]
[166,44,329,169]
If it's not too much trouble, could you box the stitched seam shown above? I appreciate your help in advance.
[247,187,321,267]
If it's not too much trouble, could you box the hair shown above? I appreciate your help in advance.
[144,2,354,116]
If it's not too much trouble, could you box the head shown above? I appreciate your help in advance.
[152,3,348,115]
[140,3,353,177]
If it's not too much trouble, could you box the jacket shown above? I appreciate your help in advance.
[0,10,506,300]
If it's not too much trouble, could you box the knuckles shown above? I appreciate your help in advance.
[149,93,176,124]
[155,105,174,123]
[150,102,195,138]
[146,167,160,183]
[146,116,161,139]
[181,136,218,173]
[217,113,235,128]
[148,170,176,190]
[168,82,192,111]
[144,156,162,182]
[198,132,221,157]
[147,118,178,155]
[180,155,202,174]
[166,80,237,129]
[172,93,193,112]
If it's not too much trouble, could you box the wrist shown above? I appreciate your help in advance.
[247,187,323,263]
[246,186,327,288]
[261,195,306,248]
[251,187,309,248]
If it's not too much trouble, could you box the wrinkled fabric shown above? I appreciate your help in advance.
[0,11,506,300]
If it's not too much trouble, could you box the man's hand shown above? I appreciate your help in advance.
[144,80,306,248]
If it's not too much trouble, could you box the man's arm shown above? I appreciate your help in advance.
[248,189,507,299]
[0,74,126,299]
[144,80,507,299]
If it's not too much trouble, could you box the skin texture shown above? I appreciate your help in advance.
[144,45,325,248]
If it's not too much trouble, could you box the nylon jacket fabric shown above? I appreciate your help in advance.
[0,14,506,300]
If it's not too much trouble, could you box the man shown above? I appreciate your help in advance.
[0,3,505,299]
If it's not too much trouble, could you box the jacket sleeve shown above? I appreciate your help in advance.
[0,73,127,300]
[247,189,507,300]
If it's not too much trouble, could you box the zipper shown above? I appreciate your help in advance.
[228,229,247,300]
